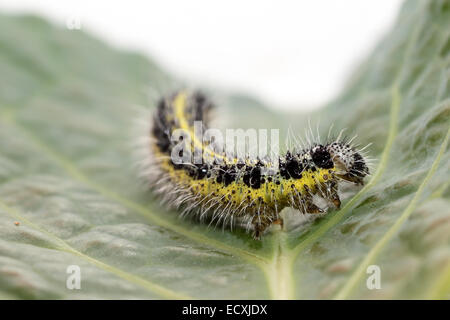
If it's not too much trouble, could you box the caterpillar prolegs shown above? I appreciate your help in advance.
[142,90,370,239]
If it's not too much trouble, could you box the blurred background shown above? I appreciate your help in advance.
[1,0,402,111]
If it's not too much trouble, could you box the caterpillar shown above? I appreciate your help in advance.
[141,90,370,239]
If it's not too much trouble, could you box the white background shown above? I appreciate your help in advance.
[1,0,402,110]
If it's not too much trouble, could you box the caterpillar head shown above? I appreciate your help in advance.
[321,142,369,185]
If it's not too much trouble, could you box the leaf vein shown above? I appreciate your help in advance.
[0,199,192,299]
[333,128,450,299]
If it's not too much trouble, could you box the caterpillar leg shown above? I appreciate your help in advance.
[330,192,341,209]
[252,226,266,240]
[301,192,324,214]
[306,202,324,214]
[251,214,276,240]
[328,182,341,209]
[272,218,284,230]
[336,173,365,185]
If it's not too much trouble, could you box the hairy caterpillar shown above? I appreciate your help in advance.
[141,90,370,239]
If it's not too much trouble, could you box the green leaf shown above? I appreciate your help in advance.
[0,0,449,299]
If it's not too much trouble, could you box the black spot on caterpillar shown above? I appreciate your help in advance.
[141,90,370,239]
